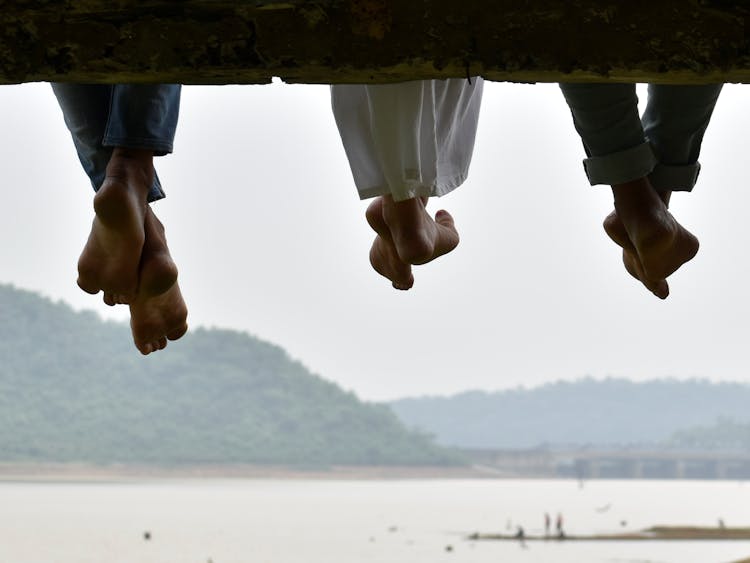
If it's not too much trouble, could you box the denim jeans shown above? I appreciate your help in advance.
[51,84,182,202]
[559,83,723,193]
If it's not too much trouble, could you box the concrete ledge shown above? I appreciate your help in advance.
[2,1,749,85]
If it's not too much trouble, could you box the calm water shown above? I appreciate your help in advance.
[0,478,749,563]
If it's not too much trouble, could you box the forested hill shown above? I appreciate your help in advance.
[0,284,457,466]
[389,379,750,449]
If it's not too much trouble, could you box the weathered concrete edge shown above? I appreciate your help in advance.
[31,68,750,87]
[2,1,748,85]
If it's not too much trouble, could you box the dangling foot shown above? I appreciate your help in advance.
[603,210,669,299]
[129,207,188,355]
[612,179,699,283]
[366,198,414,290]
[364,195,460,289]
[77,148,153,304]
[380,196,459,265]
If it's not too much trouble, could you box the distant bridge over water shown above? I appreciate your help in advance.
[462,449,750,480]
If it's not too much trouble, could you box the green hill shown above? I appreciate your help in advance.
[0,284,458,466]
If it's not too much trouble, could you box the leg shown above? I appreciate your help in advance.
[52,83,187,352]
[99,84,186,351]
[51,84,171,202]
[559,83,656,186]
[93,83,182,302]
[381,196,459,265]
[643,84,724,194]
[101,84,181,304]
[129,207,188,355]
[50,84,114,193]
[609,177,698,294]
[560,83,699,296]
[365,196,460,290]
[366,198,415,290]
[602,196,669,299]
[77,146,153,303]
[333,79,482,288]
[52,84,180,302]
[603,84,723,293]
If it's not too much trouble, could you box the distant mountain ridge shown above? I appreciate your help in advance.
[388,378,750,449]
[0,284,457,466]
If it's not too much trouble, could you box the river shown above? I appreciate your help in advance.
[0,478,748,563]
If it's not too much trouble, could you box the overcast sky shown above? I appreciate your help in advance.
[1,81,748,400]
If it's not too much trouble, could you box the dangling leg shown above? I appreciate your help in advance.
[560,83,700,297]
[52,83,187,352]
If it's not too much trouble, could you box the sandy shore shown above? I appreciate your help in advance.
[0,462,495,482]
[470,526,750,542]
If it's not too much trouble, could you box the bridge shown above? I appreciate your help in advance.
[462,448,750,480]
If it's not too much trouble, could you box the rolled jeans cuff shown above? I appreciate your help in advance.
[648,162,700,193]
[582,142,658,187]
[101,137,174,157]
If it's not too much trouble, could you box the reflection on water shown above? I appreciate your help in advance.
[0,478,748,563]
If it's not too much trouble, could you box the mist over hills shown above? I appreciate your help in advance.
[5,283,748,465]
[389,379,750,450]
[0,284,456,466]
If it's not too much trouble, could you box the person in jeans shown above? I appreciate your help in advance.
[560,83,723,298]
[52,83,188,354]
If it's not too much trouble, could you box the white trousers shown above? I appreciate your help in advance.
[331,78,484,202]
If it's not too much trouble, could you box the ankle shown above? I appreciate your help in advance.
[382,197,424,229]
[106,148,154,190]
[612,178,665,217]
[612,177,651,201]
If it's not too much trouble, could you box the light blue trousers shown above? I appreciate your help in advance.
[559,83,723,193]
[52,83,182,202]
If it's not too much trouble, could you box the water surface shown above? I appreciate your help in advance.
[0,478,748,563]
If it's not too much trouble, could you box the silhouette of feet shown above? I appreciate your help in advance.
[77,148,153,305]
[605,180,699,298]
[365,196,459,289]
[366,198,415,290]
[603,211,670,299]
[129,207,188,355]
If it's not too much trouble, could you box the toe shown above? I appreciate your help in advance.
[434,209,455,227]
[392,271,415,290]
[77,276,100,295]
[365,198,390,237]
[651,280,669,300]
[167,323,188,342]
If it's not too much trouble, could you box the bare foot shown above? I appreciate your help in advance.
[603,211,670,299]
[611,179,699,284]
[365,196,460,289]
[366,198,415,290]
[129,207,188,355]
[381,196,460,265]
[77,148,153,305]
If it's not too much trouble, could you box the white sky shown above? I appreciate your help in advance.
[1,81,748,401]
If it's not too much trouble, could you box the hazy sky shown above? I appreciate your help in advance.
[1,81,748,400]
